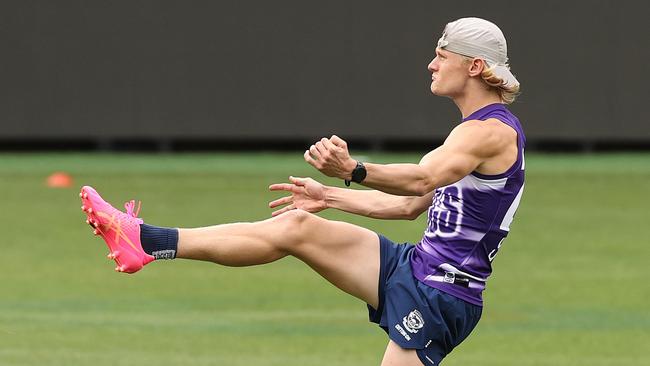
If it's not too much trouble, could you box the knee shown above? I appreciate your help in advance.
[272,209,317,250]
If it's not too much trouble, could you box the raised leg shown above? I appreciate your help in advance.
[177,209,381,309]
[380,341,423,366]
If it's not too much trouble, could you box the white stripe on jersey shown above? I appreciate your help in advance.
[461,174,507,191]
[499,183,525,232]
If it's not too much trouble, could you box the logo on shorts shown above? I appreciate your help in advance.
[394,324,411,341]
[402,309,425,334]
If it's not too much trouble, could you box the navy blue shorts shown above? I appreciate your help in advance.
[368,235,482,365]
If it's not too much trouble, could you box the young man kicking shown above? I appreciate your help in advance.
[80,17,525,366]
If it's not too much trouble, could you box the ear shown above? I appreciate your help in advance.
[467,58,486,77]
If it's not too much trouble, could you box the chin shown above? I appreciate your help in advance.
[430,84,453,97]
[430,82,444,96]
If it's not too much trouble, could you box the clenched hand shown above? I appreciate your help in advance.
[303,135,356,179]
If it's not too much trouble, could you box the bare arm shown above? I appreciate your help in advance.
[268,176,433,220]
[305,119,515,196]
[324,186,434,220]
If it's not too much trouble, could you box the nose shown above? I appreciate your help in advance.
[428,57,438,72]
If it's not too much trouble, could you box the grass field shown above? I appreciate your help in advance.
[1,152,649,366]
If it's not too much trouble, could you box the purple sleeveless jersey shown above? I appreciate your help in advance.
[410,103,526,306]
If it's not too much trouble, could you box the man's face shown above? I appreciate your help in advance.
[427,48,470,97]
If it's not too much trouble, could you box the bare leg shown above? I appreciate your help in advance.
[381,341,423,366]
[177,210,381,309]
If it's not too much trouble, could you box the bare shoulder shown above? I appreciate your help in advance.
[453,118,516,141]
[449,118,517,156]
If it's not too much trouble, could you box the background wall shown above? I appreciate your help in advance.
[1,1,648,149]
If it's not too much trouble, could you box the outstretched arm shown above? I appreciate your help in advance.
[269,176,433,220]
[324,185,434,220]
[304,120,512,196]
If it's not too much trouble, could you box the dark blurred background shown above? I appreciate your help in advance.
[1,0,648,152]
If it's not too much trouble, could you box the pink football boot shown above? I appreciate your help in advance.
[80,186,154,273]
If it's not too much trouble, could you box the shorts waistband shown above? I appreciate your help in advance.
[424,271,481,289]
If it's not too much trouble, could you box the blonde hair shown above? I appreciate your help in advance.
[463,57,520,104]
[480,65,520,104]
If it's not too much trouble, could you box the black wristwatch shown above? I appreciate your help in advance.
[344,161,367,187]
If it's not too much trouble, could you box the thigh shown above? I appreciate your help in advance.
[285,211,381,309]
[381,340,423,366]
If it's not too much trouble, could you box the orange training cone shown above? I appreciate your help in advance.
[46,172,73,188]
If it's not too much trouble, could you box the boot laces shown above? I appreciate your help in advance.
[124,200,142,218]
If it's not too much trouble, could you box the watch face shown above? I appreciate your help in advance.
[352,162,367,183]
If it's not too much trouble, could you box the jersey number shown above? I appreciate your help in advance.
[425,186,463,238]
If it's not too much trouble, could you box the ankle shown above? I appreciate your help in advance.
[140,224,178,260]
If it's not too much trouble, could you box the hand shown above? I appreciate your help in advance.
[304,135,357,179]
[268,176,328,217]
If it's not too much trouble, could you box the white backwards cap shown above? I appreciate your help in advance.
[437,17,519,88]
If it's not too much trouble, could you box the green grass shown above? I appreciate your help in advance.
[1,152,649,365]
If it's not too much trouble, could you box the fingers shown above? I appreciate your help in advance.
[269,195,293,208]
[269,183,295,191]
[309,144,322,160]
[304,149,319,168]
[330,135,347,148]
[289,176,307,186]
[271,204,294,217]
[315,140,328,155]
[321,137,337,151]
[306,136,348,171]
[269,177,308,190]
